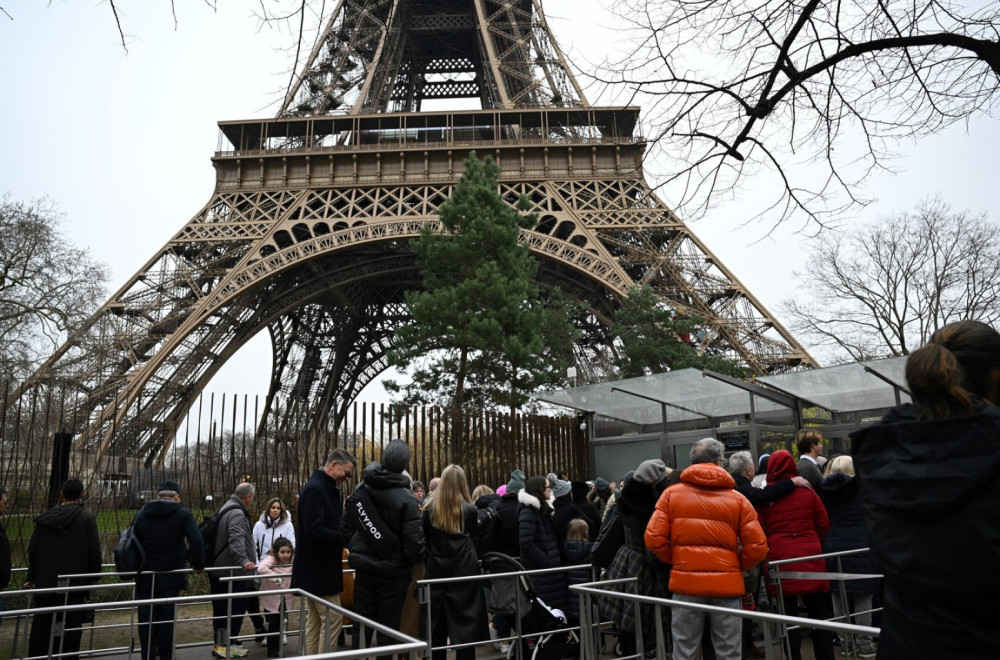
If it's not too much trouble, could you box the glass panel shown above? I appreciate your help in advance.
[759,428,794,458]
[592,437,662,484]
[757,358,910,413]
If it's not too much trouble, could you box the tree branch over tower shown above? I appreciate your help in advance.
[599,0,1000,228]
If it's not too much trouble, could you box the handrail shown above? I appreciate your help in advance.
[768,547,876,567]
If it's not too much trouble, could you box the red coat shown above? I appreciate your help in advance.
[645,462,768,598]
[758,449,830,595]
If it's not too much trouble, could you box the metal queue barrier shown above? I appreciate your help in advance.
[1,549,881,660]
[0,564,424,660]
[768,548,883,660]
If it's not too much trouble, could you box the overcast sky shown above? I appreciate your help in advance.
[2,1,997,401]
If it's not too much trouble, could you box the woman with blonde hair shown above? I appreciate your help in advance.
[423,464,488,660]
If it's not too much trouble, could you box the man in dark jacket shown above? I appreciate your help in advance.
[341,439,423,659]
[23,478,102,660]
[132,479,205,660]
[292,447,356,655]
[208,482,257,658]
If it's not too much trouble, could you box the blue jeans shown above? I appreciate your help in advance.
[670,593,742,660]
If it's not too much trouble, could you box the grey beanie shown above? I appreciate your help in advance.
[382,438,411,473]
[506,469,526,493]
[551,479,571,499]
[633,459,668,486]
[593,477,611,494]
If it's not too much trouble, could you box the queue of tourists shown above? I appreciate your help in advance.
[7,319,1000,660]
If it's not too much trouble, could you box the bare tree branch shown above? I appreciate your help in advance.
[600,0,1000,227]
[781,197,1000,362]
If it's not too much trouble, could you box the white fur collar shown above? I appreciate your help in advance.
[518,489,541,509]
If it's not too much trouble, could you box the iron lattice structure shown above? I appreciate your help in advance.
[19,0,815,469]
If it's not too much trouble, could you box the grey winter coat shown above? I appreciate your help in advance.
[214,496,255,569]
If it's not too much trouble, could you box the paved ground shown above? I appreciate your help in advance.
[104,629,834,659]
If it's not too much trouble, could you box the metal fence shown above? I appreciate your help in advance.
[0,381,585,572]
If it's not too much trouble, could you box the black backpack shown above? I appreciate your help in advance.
[114,516,146,573]
[199,509,223,566]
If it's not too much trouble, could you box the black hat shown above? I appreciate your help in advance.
[158,480,181,495]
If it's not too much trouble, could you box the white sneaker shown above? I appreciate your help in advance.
[500,642,511,654]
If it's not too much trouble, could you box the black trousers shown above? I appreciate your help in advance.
[782,593,836,660]
[264,606,286,657]
[208,570,252,638]
[28,592,89,660]
[352,569,412,660]
[137,585,181,660]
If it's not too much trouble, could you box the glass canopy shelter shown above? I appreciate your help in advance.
[534,357,910,483]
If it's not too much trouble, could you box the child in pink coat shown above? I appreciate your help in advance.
[257,537,295,658]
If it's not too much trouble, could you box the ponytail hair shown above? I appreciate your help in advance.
[906,320,1000,420]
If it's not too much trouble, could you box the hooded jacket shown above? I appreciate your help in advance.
[518,489,568,610]
[851,403,1000,659]
[758,449,830,596]
[645,462,768,598]
[253,513,296,563]
[133,497,205,590]
[341,462,423,577]
[26,503,102,587]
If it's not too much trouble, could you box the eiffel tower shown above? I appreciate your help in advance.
[20,0,816,468]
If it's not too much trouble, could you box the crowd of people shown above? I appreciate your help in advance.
[8,319,1000,660]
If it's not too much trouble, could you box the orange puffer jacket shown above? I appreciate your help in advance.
[645,462,768,598]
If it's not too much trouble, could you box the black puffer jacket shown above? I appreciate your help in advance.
[341,463,423,577]
[852,402,1000,660]
[518,490,568,611]
[26,503,101,587]
[818,473,878,593]
[133,498,205,591]
[491,491,521,557]
[551,494,597,542]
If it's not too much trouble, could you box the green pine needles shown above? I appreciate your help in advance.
[385,153,580,420]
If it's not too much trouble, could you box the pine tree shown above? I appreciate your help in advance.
[612,285,746,378]
[386,153,579,430]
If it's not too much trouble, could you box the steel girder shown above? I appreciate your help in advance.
[19,2,815,469]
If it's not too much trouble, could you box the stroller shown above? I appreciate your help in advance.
[482,552,580,660]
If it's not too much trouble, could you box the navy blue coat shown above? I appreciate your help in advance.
[292,468,346,595]
[818,473,878,593]
[133,498,205,591]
